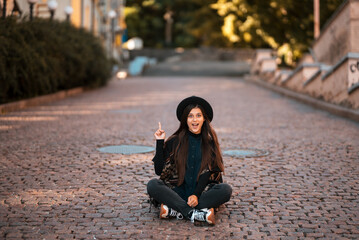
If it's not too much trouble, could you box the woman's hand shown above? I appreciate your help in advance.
[154,122,166,140]
[187,195,198,208]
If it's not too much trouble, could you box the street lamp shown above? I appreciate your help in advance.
[108,10,116,58]
[2,0,7,19]
[108,9,116,20]
[91,0,95,33]
[47,0,58,21]
[164,9,173,47]
[314,0,320,39]
[27,0,38,21]
[64,6,73,22]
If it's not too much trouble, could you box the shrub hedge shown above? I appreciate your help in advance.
[0,17,113,104]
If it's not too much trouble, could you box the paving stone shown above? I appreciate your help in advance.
[0,75,358,239]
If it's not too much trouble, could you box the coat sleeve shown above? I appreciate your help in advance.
[193,171,211,198]
[152,139,166,176]
[152,137,177,176]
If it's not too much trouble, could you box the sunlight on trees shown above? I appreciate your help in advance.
[124,0,342,66]
[212,0,342,66]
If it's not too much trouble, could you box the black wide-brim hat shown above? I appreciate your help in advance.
[176,96,213,122]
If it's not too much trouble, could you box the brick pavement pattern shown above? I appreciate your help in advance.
[0,76,358,239]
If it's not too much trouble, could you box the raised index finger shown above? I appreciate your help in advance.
[158,122,162,130]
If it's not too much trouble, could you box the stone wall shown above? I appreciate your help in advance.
[312,0,359,65]
[251,0,359,110]
[349,1,359,53]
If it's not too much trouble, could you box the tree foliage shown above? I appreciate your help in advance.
[125,0,228,48]
[125,0,343,64]
[212,0,343,64]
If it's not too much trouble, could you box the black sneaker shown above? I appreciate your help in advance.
[190,208,215,225]
[160,204,183,220]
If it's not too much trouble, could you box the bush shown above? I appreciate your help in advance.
[0,17,113,104]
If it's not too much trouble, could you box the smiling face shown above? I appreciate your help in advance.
[187,107,205,134]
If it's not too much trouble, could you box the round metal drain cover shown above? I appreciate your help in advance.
[97,145,154,155]
[223,148,269,158]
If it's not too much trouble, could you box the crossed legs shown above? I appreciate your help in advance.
[147,178,232,219]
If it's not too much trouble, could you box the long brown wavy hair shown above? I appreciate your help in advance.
[166,104,224,186]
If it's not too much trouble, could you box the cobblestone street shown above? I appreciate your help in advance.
[1,75,359,239]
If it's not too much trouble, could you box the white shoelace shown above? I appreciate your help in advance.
[169,209,183,220]
[176,213,184,220]
[190,209,207,223]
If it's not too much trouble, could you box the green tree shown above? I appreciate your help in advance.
[212,0,343,65]
[175,0,229,47]
[125,0,343,64]
[125,0,166,48]
[125,0,229,48]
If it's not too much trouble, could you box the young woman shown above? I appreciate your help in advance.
[147,96,232,225]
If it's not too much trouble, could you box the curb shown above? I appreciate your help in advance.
[245,75,359,123]
[0,87,84,114]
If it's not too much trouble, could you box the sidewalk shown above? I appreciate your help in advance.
[1,75,359,239]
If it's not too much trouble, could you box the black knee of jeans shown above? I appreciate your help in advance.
[147,178,160,195]
[222,183,233,201]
